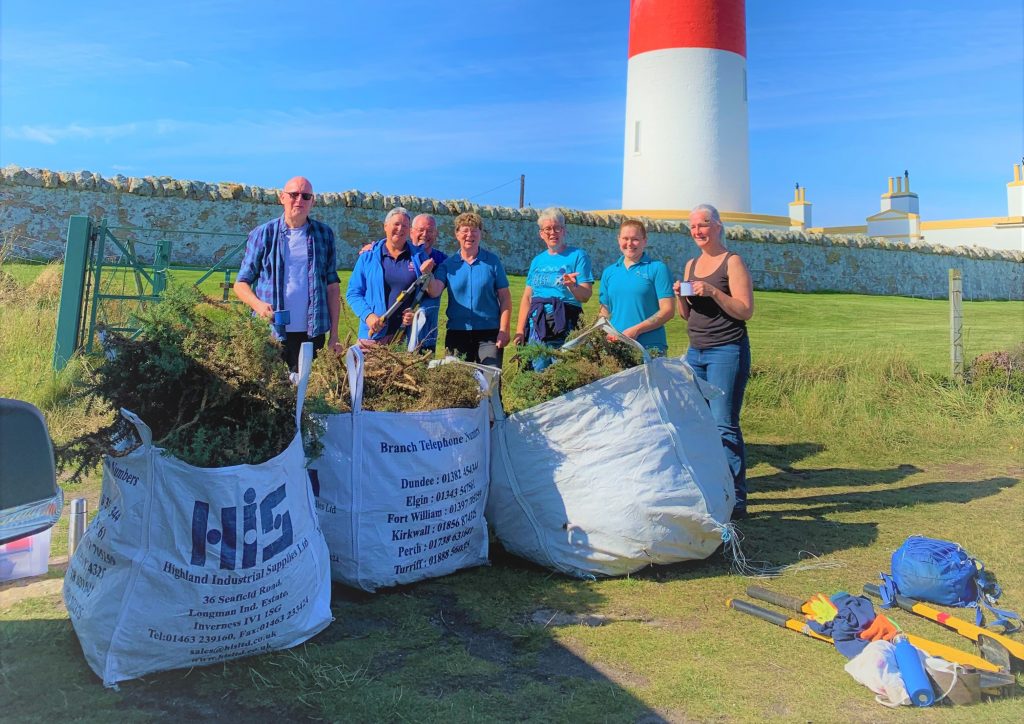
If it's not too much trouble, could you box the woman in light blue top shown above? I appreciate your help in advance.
[514,207,594,349]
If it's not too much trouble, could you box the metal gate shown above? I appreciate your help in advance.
[53,216,246,369]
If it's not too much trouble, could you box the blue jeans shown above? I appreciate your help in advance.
[686,337,751,510]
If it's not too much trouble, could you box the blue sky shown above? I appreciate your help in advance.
[1,1,1021,227]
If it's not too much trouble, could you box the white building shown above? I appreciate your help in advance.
[799,165,1023,253]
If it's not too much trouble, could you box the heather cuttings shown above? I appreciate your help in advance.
[500,329,648,414]
[305,343,486,413]
[56,283,319,480]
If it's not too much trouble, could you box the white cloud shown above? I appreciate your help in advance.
[4,122,140,144]
[1,34,191,80]
[1,96,622,183]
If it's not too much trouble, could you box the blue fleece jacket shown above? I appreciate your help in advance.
[346,238,427,340]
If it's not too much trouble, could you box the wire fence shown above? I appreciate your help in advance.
[0,232,67,264]
[103,225,246,266]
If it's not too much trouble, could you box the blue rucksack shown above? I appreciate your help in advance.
[879,536,1021,633]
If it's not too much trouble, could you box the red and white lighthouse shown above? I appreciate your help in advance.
[622,0,751,212]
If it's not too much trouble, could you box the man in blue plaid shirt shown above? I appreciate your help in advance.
[234,176,342,372]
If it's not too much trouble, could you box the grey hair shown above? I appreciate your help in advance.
[691,203,722,226]
[411,213,436,226]
[537,207,565,229]
[384,207,411,224]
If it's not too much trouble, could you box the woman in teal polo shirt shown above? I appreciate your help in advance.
[598,218,674,352]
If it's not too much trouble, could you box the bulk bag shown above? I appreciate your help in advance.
[309,346,493,592]
[64,344,332,687]
[487,321,734,578]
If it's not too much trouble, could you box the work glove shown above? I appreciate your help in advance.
[802,593,838,624]
[859,614,899,642]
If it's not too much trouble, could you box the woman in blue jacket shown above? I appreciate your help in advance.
[346,207,435,344]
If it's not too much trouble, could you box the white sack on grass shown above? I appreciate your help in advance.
[487,321,734,578]
[64,344,332,688]
[309,346,492,592]
[844,640,912,707]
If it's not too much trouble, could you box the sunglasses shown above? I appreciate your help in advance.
[283,191,314,201]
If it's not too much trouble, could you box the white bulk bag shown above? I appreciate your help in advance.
[64,344,332,687]
[309,346,492,592]
[487,321,734,578]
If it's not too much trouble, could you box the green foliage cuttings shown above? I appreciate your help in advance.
[967,344,1024,397]
[306,343,485,414]
[56,284,319,481]
[501,332,647,415]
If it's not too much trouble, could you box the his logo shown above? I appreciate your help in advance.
[190,484,292,569]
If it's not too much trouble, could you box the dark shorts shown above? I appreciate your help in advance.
[281,332,325,373]
[445,328,503,367]
[550,304,584,346]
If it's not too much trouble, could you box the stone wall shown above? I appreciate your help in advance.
[1,165,1021,300]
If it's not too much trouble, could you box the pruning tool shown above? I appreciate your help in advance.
[739,585,1010,681]
[377,271,433,332]
[863,583,1022,672]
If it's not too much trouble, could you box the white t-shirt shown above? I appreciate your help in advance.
[283,225,310,332]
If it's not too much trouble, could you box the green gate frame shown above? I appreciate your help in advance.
[53,216,246,370]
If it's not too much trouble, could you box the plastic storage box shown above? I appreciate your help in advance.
[0,528,52,582]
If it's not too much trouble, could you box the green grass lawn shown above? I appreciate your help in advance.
[42,263,1019,378]
[175,266,1023,377]
[2,262,1022,721]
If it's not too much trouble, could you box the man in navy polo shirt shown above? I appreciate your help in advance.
[409,213,447,353]
[347,207,435,345]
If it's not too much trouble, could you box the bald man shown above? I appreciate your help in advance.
[235,176,342,372]
[409,214,446,352]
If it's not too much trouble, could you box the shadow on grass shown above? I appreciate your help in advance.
[3,534,664,722]
[721,472,1020,565]
[3,572,666,722]
[302,558,667,721]
[631,515,881,577]
[756,475,1020,514]
[747,442,826,470]
[748,442,923,490]
[752,462,924,492]
[0,615,315,722]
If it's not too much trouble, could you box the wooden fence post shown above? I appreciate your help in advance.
[949,269,964,380]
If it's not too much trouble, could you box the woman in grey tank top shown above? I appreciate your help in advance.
[672,204,755,520]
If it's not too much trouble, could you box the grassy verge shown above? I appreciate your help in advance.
[64,264,1024,375]
[1,262,1022,721]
